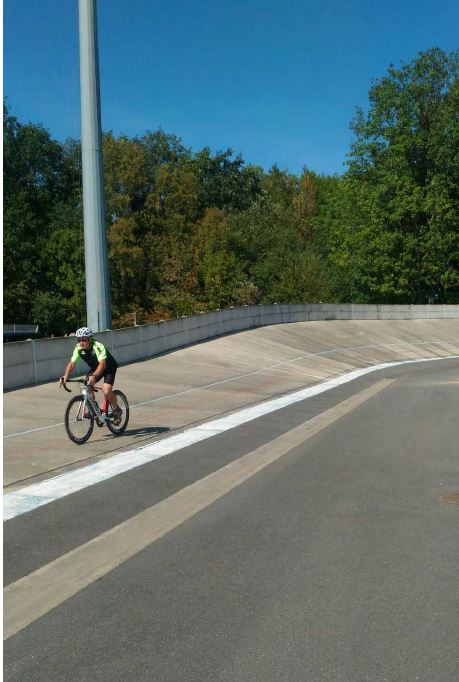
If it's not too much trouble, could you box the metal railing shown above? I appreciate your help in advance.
[3,324,40,340]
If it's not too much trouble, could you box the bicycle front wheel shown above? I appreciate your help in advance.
[65,396,94,444]
[106,390,129,435]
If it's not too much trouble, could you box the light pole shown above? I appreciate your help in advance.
[78,0,112,331]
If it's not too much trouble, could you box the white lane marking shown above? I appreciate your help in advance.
[4,422,66,439]
[4,355,459,522]
[3,339,457,439]
[4,380,392,640]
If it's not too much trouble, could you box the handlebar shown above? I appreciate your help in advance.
[59,378,101,393]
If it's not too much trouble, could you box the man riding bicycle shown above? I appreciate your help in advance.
[60,327,122,423]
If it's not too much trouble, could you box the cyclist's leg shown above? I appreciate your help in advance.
[86,372,96,402]
[102,369,119,412]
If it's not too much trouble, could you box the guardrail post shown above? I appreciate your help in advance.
[32,339,38,384]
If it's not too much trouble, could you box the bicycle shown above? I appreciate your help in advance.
[61,379,129,445]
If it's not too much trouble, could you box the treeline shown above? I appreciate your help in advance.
[4,48,459,336]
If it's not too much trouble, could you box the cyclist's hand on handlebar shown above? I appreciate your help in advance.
[59,377,72,392]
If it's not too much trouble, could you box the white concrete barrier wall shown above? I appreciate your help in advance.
[3,304,459,390]
[3,340,36,388]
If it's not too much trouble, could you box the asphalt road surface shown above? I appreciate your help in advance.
[4,359,459,681]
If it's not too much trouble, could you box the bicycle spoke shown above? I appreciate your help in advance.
[65,397,94,444]
[106,390,129,435]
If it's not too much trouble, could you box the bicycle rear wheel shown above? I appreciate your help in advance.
[65,396,94,444]
[106,390,129,435]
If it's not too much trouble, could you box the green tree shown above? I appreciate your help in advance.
[228,166,333,304]
[140,129,192,179]
[192,208,246,308]
[3,105,81,328]
[335,48,459,302]
[192,148,263,213]
[142,162,203,316]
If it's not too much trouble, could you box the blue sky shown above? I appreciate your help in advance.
[3,0,458,175]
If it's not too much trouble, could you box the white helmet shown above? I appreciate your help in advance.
[75,327,93,338]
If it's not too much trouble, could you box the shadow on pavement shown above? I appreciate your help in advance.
[121,426,170,439]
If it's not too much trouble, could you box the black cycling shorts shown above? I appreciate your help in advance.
[87,368,117,386]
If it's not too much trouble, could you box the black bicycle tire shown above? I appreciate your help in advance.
[106,390,129,435]
[65,396,94,444]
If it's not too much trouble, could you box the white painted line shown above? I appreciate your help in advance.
[3,355,459,521]
[5,422,66,439]
[3,339,456,439]
[4,380,393,640]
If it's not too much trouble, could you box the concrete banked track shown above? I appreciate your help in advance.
[4,318,459,490]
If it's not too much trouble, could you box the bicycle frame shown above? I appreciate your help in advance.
[81,384,107,425]
[64,380,113,426]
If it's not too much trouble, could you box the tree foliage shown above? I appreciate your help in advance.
[3,105,84,334]
[3,48,458,335]
[333,48,459,302]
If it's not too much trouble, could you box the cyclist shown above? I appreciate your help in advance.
[60,327,122,423]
